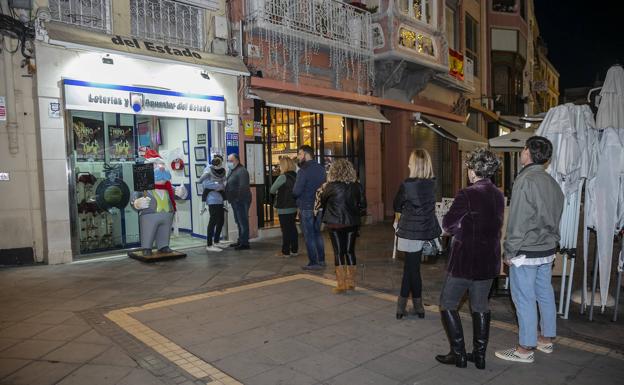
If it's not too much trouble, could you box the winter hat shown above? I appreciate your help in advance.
[211,154,224,169]
[144,149,165,164]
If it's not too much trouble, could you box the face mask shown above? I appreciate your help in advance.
[154,168,172,182]
[227,161,235,170]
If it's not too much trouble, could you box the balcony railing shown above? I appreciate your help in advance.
[246,0,373,53]
[130,0,205,50]
[49,0,112,33]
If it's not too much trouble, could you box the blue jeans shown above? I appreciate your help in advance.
[510,262,557,348]
[231,201,250,246]
[300,209,325,265]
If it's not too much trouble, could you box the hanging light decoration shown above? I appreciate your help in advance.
[246,0,374,94]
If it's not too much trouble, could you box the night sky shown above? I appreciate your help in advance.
[534,0,623,90]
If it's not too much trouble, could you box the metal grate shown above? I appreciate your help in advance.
[130,0,205,50]
[49,0,112,32]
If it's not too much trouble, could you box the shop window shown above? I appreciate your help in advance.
[130,0,205,50]
[398,0,433,25]
[398,27,435,57]
[492,0,517,13]
[465,14,479,77]
[49,0,112,32]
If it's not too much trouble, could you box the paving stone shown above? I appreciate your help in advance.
[325,338,393,365]
[0,339,66,359]
[0,358,30,379]
[288,351,358,381]
[33,323,91,342]
[293,326,355,350]
[214,349,279,380]
[42,341,110,363]
[55,364,133,385]
[89,345,138,367]
[73,329,113,345]
[0,361,79,385]
[323,366,399,385]
[23,311,76,325]
[244,366,317,385]
[0,338,20,353]
[253,338,320,365]
[0,322,53,339]
[362,351,438,382]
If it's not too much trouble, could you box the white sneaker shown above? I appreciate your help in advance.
[206,245,222,252]
[537,341,554,354]
[213,242,230,249]
[495,348,534,363]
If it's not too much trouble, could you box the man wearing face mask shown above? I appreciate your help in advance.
[225,153,252,250]
[293,145,327,270]
[132,149,183,256]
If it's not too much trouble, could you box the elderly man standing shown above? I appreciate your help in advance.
[496,136,564,363]
[293,145,326,270]
[225,153,252,250]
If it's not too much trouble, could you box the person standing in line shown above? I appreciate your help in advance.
[225,153,252,250]
[315,159,366,293]
[435,148,504,369]
[495,136,563,363]
[199,155,228,252]
[293,145,327,270]
[394,149,441,319]
[270,157,299,257]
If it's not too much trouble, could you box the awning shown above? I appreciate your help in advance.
[420,115,488,151]
[45,22,249,76]
[489,129,535,152]
[252,89,390,124]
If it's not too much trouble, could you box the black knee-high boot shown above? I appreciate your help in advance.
[435,310,467,368]
[467,312,490,369]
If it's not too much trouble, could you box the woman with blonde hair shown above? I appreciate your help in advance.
[394,149,441,319]
[315,159,366,293]
[269,156,299,257]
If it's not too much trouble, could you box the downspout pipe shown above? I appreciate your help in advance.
[1,0,19,155]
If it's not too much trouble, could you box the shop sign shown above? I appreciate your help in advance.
[63,79,225,120]
[243,120,253,136]
[48,102,61,118]
[448,49,464,81]
[0,96,6,121]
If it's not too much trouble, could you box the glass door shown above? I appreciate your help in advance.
[69,111,139,255]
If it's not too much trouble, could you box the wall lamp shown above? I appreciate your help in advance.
[200,70,210,80]
[102,54,114,65]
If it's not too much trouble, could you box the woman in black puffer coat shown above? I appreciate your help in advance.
[393,149,441,319]
[315,159,366,293]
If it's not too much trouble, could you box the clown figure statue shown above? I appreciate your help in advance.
[132,149,184,256]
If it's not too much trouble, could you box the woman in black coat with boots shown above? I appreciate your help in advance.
[393,149,441,319]
[435,148,504,370]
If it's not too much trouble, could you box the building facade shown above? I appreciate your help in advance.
[1,0,248,264]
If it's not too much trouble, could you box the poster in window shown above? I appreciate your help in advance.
[137,121,151,147]
[108,125,134,162]
[72,116,105,161]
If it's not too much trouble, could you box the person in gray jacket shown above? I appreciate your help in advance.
[495,136,564,364]
[199,155,227,252]
[225,153,252,250]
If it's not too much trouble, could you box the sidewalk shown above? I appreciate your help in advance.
[0,223,622,385]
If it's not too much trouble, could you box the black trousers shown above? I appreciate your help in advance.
[207,204,225,246]
[400,251,422,299]
[278,213,298,255]
[328,227,358,266]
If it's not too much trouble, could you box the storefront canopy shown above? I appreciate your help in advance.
[46,22,249,76]
[252,89,391,124]
[420,115,488,151]
[489,129,535,152]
